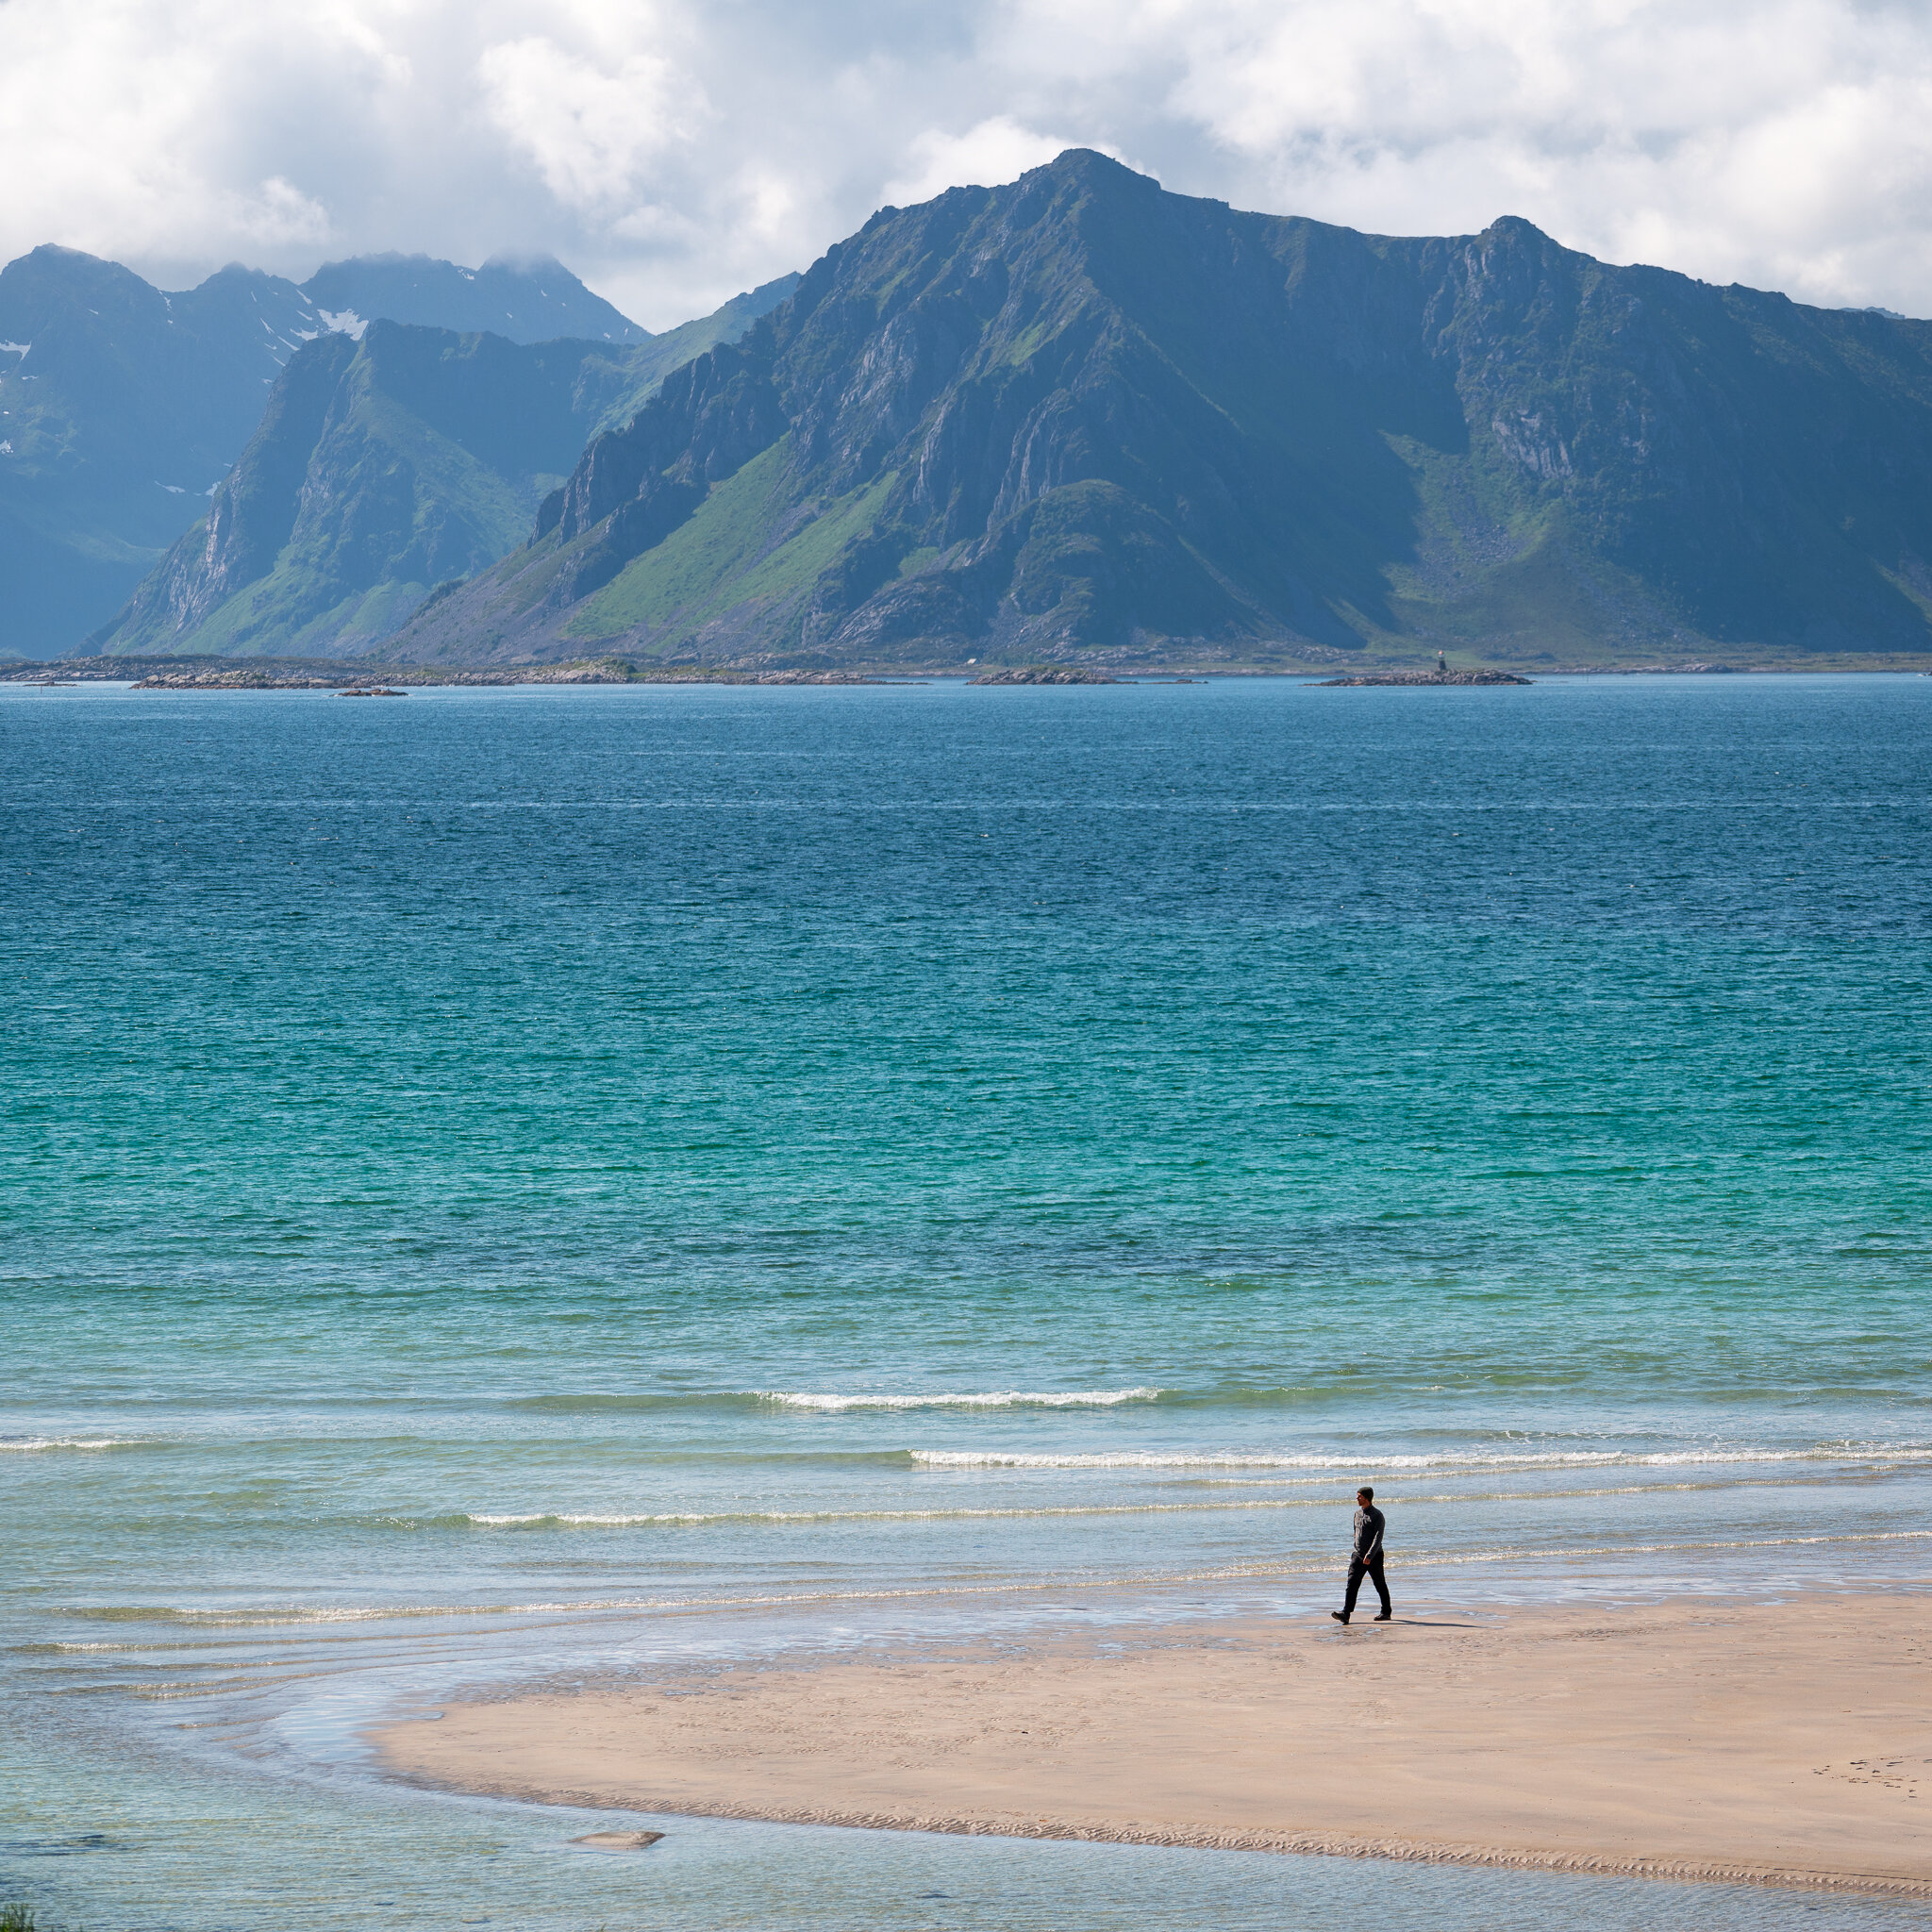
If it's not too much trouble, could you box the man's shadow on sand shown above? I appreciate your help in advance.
[1324,1617,1487,1629]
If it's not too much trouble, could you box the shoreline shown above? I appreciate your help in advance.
[8,656,1932,691]
[397,1792,1932,1902]
[373,1591,1932,1899]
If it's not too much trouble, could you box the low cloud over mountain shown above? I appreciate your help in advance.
[5,0,1932,335]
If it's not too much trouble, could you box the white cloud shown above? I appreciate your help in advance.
[225,175,333,249]
[883,116,1086,207]
[477,37,703,210]
[1055,0,1932,309]
[5,0,1932,327]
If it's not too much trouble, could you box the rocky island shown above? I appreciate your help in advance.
[971,666,1119,685]
[1317,670,1532,686]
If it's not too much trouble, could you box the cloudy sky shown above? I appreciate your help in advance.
[5,0,1932,329]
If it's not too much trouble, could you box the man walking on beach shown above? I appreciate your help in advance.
[1331,1486,1391,1625]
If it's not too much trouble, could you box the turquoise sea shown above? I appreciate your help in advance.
[4,673,1929,1929]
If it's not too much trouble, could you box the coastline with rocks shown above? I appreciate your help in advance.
[1316,671,1533,686]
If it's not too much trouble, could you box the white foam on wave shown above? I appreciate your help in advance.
[463,1499,1323,1529]
[470,1511,724,1527]
[909,1443,1932,1472]
[0,1436,138,1452]
[758,1388,1164,1412]
[458,1472,1827,1531]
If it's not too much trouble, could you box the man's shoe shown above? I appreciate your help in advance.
[1373,1612,1392,1622]
[1330,1611,1349,1624]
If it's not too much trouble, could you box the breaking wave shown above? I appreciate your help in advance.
[509,1388,1166,1415]
[0,1436,143,1453]
[757,1388,1164,1412]
[908,1442,1932,1472]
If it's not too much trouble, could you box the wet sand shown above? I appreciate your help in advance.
[374,1594,1932,1895]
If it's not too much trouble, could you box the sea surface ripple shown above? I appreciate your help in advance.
[3,674,1928,1930]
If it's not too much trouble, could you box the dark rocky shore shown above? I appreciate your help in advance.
[27,657,1892,691]
[1317,671,1533,686]
[5,655,1123,689]
[971,666,1119,685]
[1,656,907,691]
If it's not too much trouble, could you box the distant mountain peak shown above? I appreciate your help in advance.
[299,252,648,345]
[479,249,568,273]
[1037,146,1148,184]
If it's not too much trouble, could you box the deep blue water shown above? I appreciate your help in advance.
[3,674,1929,1929]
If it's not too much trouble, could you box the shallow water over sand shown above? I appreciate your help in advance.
[4,674,1929,1927]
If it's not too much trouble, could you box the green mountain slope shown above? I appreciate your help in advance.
[608,275,798,414]
[0,244,724,657]
[396,152,1932,670]
[92,275,799,658]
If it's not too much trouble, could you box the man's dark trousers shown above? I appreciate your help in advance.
[1342,1553,1391,1619]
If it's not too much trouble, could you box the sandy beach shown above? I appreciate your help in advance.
[373,1593,1932,1897]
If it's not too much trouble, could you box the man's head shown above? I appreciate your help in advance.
[1357,1487,1374,1505]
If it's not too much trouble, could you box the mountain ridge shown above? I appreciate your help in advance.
[0,244,664,654]
[301,252,648,344]
[90,275,801,658]
[391,152,1932,670]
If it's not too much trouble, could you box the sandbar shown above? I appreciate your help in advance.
[374,1593,1932,1895]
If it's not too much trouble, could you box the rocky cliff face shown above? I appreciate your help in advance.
[0,242,691,657]
[93,276,803,659]
[0,247,327,653]
[396,151,1932,669]
[93,325,656,658]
